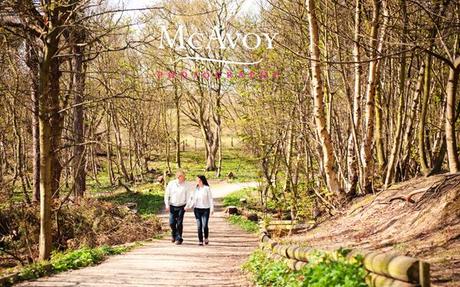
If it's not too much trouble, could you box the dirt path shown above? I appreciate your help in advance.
[17,182,259,287]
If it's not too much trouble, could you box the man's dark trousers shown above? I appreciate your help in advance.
[169,204,186,242]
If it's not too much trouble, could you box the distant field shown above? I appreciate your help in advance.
[180,134,241,150]
[150,148,259,182]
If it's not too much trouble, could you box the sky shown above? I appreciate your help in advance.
[107,0,266,19]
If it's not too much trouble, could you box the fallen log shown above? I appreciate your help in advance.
[366,273,417,287]
[260,232,431,287]
[368,253,418,282]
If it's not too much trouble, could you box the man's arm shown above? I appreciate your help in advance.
[164,182,170,211]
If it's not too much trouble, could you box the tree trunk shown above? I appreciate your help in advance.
[39,29,61,261]
[175,91,181,168]
[374,87,386,171]
[111,107,130,181]
[400,62,424,178]
[445,57,460,173]
[418,55,432,175]
[216,126,222,177]
[347,0,361,195]
[72,29,86,197]
[384,0,408,187]
[214,94,223,177]
[26,43,41,202]
[361,0,385,193]
[306,0,342,196]
[49,56,63,198]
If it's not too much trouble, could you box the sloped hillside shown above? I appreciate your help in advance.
[283,174,460,286]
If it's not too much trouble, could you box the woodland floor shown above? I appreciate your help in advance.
[15,182,258,287]
[283,173,460,286]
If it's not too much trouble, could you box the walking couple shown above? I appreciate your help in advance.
[164,170,214,246]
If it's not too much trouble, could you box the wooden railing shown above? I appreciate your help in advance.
[259,230,430,287]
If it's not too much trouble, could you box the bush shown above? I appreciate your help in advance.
[0,199,161,268]
[243,249,368,287]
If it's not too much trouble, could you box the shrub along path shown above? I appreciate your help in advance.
[17,181,258,287]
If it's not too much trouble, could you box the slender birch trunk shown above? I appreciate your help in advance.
[306,0,342,196]
[445,57,460,173]
[361,0,382,193]
[384,0,408,187]
[347,0,362,195]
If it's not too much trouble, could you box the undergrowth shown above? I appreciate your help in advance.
[243,249,367,287]
[227,215,259,233]
[0,199,161,269]
[222,187,258,207]
[4,245,130,285]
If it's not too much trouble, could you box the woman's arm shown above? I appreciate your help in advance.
[186,188,196,210]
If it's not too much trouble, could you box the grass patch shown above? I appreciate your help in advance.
[152,149,259,182]
[243,249,367,287]
[222,187,258,207]
[99,183,164,218]
[223,187,260,233]
[3,245,131,286]
[227,215,259,233]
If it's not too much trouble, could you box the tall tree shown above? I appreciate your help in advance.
[306,0,342,197]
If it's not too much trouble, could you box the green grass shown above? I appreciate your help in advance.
[98,183,164,218]
[5,149,258,206]
[243,249,368,287]
[151,149,259,182]
[223,187,260,233]
[222,187,258,207]
[3,245,130,286]
[228,215,259,233]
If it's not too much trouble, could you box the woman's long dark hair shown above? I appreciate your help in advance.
[197,175,209,187]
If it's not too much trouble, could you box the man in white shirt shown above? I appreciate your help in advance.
[164,170,189,245]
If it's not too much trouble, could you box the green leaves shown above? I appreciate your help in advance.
[227,215,259,233]
[222,187,257,207]
[299,251,367,287]
[16,245,128,282]
[243,249,368,287]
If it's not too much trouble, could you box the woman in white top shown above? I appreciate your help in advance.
[186,175,214,246]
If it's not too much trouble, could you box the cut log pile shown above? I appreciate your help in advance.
[259,230,431,287]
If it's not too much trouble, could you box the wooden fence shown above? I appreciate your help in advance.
[259,230,430,287]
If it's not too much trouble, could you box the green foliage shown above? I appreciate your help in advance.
[16,246,128,282]
[243,249,368,287]
[99,184,163,218]
[243,249,303,287]
[17,261,52,281]
[222,187,257,207]
[227,215,259,233]
[50,245,127,273]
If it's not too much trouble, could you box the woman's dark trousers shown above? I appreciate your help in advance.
[193,208,210,243]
